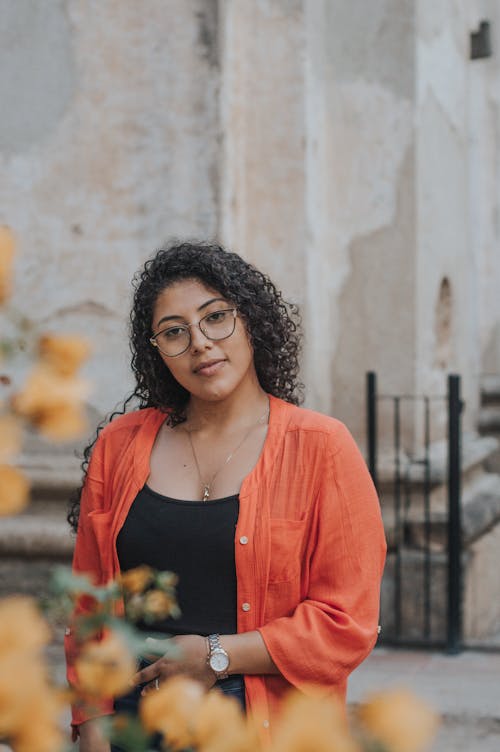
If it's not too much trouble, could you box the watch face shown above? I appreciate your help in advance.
[210,650,229,673]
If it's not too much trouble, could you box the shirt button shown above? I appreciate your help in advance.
[239,536,248,544]
[263,720,270,729]
[242,602,251,612]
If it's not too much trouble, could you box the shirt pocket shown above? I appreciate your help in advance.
[268,518,306,584]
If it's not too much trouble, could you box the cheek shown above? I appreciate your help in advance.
[159,355,190,386]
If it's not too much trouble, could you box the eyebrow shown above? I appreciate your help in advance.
[156,297,228,328]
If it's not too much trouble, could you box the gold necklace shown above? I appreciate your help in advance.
[184,408,269,501]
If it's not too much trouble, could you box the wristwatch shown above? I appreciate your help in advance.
[206,633,230,679]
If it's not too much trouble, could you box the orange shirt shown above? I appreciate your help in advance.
[65,394,386,738]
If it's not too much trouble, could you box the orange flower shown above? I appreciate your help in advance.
[193,690,256,752]
[272,691,358,752]
[38,334,91,377]
[0,464,30,516]
[356,688,439,752]
[9,688,64,752]
[75,631,136,698]
[0,225,15,304]
[139,675,204,749]
[0,597,62,748]
[119,565,154,594]
[0,413,23,461]
[35,402,87,441]
[11,363,89,441]
[0,596,51,654]
[0,654,63,749]
[142,588,177,621]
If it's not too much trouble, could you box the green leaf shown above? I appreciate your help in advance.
[99,714,152,752]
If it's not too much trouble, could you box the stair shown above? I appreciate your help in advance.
[479,375,500,472]
[0,447,80,600]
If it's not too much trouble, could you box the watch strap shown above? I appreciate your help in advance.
[206,633,230,680]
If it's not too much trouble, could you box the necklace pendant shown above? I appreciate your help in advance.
[202,485,210,502]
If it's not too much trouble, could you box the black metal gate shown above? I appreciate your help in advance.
[366,372,463,653]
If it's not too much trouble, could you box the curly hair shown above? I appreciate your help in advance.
[67,241,303,531]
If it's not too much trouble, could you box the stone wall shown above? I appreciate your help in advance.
[2,0,500,446]
[1,0,220,417]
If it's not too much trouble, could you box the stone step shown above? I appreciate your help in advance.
[478,405,500,433]
[376,432,499,491]
[480,374,500,405]
[17,451,81,500]
[0,500,74,557]
[395,471,500,550]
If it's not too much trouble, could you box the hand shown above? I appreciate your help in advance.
[78,718,111,752]
[135,634,217,693]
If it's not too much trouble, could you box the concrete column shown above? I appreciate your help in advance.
[319,0,416,443]
[218,0,308,335]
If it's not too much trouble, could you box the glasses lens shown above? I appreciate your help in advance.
[154,325,190,356]
[200,309,236,341]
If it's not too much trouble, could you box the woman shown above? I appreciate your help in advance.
[66,242,386,752]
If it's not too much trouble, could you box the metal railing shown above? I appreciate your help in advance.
[366,372,463,653]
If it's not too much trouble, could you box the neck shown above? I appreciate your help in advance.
[185,382,269,433]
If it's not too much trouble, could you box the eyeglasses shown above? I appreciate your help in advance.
[150,308,238,357]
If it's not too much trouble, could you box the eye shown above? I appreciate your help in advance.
[205,310,230,323]
[161,326,187,340]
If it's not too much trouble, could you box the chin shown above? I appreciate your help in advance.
[192,379,239,403]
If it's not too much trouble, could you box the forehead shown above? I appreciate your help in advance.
[152,279,226,321]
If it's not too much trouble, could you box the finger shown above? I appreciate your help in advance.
[141,677,161,696]
[133,660,160,686]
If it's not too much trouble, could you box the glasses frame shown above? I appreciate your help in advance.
[149,307,238,357]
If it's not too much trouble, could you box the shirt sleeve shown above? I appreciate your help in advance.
[258,422,387,691]
[64,434,115,733]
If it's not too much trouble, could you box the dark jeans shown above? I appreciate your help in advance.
[110,661,245,752]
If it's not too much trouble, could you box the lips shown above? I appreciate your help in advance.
[194,359,226,376]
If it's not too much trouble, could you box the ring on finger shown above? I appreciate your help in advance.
[154,678,160,691]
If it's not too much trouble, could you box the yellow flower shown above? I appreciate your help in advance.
[10,690,64,752]
[35,402,87,441]
[0,413,23,461]
[193,691,257,752]
[0,596,51,654]
[0,654,42,735]
[155,570,179,589]
[38,334,91,377]
[75,631,136,698]
[139,675,204,749]
[11,363,89,441]
[272,691,359,752]
[0,225,15,304]
[119,565,155,594]
[142,588,177,621]
[0,464,30,516]
[356,688,439,752]
[0,597,62,749]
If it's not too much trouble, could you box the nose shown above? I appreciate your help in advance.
[189,323,212,352]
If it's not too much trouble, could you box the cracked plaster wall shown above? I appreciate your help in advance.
[220,0,416,431]
[1,0,220,416]
[416,0,500,436]
[324,0,415,442]
[3,0,500,451]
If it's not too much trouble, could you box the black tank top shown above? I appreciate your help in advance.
[116,485,239,636]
